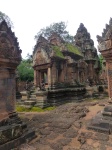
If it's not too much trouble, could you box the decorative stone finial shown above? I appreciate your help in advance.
[96,35,103,43]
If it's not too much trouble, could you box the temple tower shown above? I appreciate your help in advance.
[74,23,100,85]
[0,20,35,149]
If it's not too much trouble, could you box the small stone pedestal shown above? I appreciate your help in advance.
[86,86,93,98]
[35,91,48,108]
[21,90,29,100]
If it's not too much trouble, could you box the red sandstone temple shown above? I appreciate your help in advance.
[33,23,101,90]
[30,23,108,106]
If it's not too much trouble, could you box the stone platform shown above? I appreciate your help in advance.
[19,87,86,108]
[0,112,36,150]
[47,87,86,106]
[88,105,112,134]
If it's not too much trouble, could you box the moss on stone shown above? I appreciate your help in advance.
[52,45,64,58]
[65,43,82,56]
[16,105,56,112]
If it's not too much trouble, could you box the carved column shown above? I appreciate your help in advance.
[37,70,40,87]
[34,70,37,86]
[48,67,51,88]
[62,61,67,82]
[0,68,16,120]
[51,62,57,88]
[64,62,68,82]
[106,60,112,99]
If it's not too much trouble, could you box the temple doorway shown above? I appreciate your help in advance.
[40,70,48,84]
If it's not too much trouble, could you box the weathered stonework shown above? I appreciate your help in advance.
[88,18,112,134]
[32,27,104,107]
[0,20,35,149]
[0,20,22,121]
[74,23,101,85]
[97,18,112,99]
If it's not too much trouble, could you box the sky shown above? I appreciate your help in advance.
[0,0,112,58]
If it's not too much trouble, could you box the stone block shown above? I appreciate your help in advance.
[36,96,47,101]
[104,105,112,112]
[20,91,28,100]
[24,101,36,106]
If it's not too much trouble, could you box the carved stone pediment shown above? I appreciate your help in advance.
[0,20,22,61]
[98,40,112,51]
[33,48,49,65]
[36,51,45,65]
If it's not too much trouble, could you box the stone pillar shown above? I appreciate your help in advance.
[88,63,93,79]
[60,62,66,82]
[51,62,57,88]
[34,70,37,86]
[48,67,51,88]
[0,68,16,120]
[106,61,112,99]
[37,70,40,87]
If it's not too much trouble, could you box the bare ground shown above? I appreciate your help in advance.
[17,98,112,150]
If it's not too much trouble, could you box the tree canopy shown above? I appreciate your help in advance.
[17,57,34,82]
[0,11,13,28]
[98,54,105,72]
[35,21,74,43]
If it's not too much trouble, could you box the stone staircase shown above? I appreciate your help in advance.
[17,87,37,108]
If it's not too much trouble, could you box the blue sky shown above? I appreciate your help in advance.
[0,0,112,58]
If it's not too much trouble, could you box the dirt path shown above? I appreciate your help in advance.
[18,98,112,150]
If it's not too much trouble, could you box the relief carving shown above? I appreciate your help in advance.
[37,52,45,64]
[105,40,112,49]
[0,21,22,61]
[0,37,21,59]
[98,42,106,51]
[99,40,112,51]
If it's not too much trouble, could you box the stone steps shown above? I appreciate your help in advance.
[30,95,36,98]
[24,101,36,106]
[29,98,37,101]
[19,105,33,109]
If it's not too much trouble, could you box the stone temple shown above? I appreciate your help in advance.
[0,20,35,150]
[31,23,107,107]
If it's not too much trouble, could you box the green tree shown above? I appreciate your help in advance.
[25,53,33,63]
[35,21,74,43]
[17,58,34,82]
[99,54,104,71]
[0,11,13,28]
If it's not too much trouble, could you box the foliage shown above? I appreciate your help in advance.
[51,45,64,58]
[65,43,82,56]
[16,105,31,112]
[17,58,34,82]
[44,106,56,111]
[25,53,33,63]
[0,11,13,28]
[98,54,104,71]
[35,21,74,43]
[16,105,56,112]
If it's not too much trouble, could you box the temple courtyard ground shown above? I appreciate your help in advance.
[17,97,112,150]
